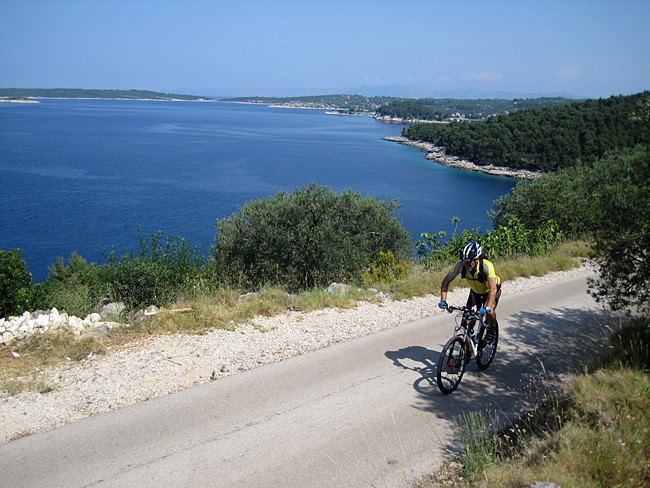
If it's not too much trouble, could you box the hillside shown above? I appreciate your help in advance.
[402,91,650,172]
[375,96,577,121]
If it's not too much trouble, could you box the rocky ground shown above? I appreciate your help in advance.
[0,264,593,444]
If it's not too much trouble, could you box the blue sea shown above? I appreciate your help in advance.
[0,99,517,283]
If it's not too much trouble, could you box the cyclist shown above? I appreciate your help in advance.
[438,241,501,330]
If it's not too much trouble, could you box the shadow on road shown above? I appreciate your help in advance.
[385,304,613,422]
[385,345,439,397]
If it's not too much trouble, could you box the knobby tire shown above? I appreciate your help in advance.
[436,336,468,394]
[476,321,499,370]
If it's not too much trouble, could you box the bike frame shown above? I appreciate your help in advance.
[448,306,485,359]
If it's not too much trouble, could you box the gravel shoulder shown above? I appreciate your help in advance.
[0,263,594,444]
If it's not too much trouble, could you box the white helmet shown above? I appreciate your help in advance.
[460,241,483,261]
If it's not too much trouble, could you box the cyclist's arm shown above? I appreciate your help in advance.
[486,277,498,318]
[439,271,455,303]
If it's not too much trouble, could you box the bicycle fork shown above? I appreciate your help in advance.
[459,323,484,360]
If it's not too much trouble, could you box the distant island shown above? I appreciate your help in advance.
[2,89,580,123]
[0,88,214,102]
[221,94,397,114]
[221,94,578,121]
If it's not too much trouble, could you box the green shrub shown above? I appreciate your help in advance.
[32,282,96,318]
[31,232,212,315]
[492,145,649,240]
[98,231,208,310]
[587,147,650,314]
[47,251,89,282]
[0,249,32,317]
[28,252,105,317]
[213,184,411,292]
[417,217,564,268]
[361,251,410,286]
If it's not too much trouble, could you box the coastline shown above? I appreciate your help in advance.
[372,114,450,124]
[384,136,541,180]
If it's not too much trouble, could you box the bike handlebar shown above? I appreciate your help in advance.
[444,305,484,320]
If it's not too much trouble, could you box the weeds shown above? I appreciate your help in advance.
[453,410,499,477]
[445,326,650,488]
[596,317,650,370]
[0,284,381,395]
[362,251,411,286]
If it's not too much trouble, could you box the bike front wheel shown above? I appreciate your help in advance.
[476,321,499,370]
[436,336,468,394]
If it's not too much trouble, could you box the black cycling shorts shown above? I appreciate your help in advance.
[466,283,502,309]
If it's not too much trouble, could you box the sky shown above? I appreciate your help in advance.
[2,0,649,99]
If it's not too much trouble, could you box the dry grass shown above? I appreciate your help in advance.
[479,368,650,488]
[419,325,650,488]
[0,285,380,395]
[1,244,590,398]
[0,332,106,395]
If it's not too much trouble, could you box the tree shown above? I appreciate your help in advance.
[493,143,649,314]
[589,98,650,314]
[491,164,597,237]
[0,249,32,318]
[590,234,650,314]
[213,184,411,291]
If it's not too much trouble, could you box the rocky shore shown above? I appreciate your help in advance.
[385,136,541,180]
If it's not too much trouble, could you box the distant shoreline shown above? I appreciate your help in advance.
[384,136,541,180]
[0,98,40,104]
[0,97,214,103]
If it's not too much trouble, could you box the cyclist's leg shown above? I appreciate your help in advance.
[487,284,502,329]
[474,287,500,328]
[474,292,494,330]
[465,290,476,309]
[465,291,477,329]
[477,286,499,367]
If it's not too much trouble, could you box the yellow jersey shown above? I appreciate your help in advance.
[449,258,500,295]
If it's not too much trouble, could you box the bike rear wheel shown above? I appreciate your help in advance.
[436,336,468,394]
[476,321,499,370]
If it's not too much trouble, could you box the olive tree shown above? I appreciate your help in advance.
[213,184,411,291]
[588,131,650,314]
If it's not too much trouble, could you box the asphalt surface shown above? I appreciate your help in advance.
[0,275,605,487]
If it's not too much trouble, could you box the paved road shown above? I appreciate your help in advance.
[1,275,605,487]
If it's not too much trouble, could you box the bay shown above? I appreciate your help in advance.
[0,99,516,283]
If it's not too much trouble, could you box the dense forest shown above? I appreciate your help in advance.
[375,97,576,121]
[402,92,650,172]
[0,88,212,101]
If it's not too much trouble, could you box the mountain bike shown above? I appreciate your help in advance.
[436,305,499,394]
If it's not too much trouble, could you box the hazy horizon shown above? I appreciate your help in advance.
[2,1,649,101]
